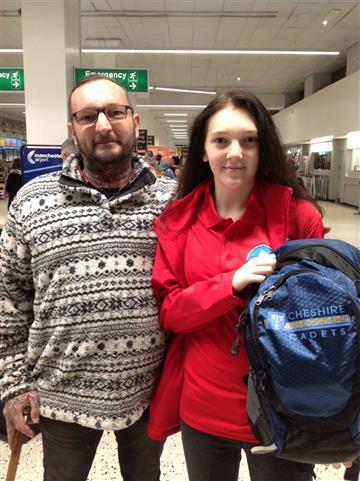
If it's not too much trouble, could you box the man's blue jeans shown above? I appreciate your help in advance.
[40,409,164,481]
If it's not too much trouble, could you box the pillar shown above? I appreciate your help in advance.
[21,0,81,144]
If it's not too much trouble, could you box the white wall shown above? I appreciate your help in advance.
[273,71,360,145]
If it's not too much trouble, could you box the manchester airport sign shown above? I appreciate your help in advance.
[74,68,148,92]
[0,68,24,91]
[21,145,62,184]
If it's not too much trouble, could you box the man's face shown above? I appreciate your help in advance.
[68,80,140,169]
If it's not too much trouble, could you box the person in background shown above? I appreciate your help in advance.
[147,90,331,481]
[0,74,176,481]
[145,150,161,174]
[61,136,78,161]
[4,157,22,208]
[174,166,181,179]
[160,157,176,179]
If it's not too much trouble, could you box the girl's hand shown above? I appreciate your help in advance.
[232,254,277,294]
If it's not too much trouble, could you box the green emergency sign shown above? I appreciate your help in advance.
[0,68,25,91]
[75,68,148,92]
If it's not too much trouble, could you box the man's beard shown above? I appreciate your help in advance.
[76,129,137,172]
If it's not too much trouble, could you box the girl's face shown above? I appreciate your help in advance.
[203,105,259,193]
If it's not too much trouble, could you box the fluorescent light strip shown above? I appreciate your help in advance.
[155,87,215,95]
[0,103,26,107]
[0,49,23,53]
[1,48,340,56]
[137,104,206,109]
[164,113,188,116]
[311,135,334,143]
[82,48,339,56]
[166,120,188,123]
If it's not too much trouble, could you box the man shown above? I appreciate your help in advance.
[0,74,176,481]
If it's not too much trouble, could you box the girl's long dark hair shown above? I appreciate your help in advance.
[176,90,321,213]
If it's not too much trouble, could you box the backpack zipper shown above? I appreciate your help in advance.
[279,244,360,279]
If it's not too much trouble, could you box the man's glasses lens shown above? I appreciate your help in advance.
[74,105,133,125]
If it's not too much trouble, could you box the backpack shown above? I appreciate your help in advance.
[233,238,360,464]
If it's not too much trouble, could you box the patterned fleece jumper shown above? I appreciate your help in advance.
[0,154,176,430]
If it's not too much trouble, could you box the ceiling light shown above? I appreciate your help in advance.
[237,76,241,81]
[311,135,333,143]
[154,87,216,95]
[347,131,360,149]
[322,9,341,26]
[0,48,340,56]
[164,113,188,116]
[0,102,25,106]
[166,120,187,123]
[137,104,206,109]
[0,48,23,53]
[82,48,339,56]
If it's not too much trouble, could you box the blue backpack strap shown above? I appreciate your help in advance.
[275,239,360,285]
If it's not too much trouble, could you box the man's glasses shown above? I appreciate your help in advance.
[72,104,134,125]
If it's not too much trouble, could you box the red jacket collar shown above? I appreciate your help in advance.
[154,177,293,249]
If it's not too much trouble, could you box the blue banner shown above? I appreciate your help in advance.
[21,144,62,184]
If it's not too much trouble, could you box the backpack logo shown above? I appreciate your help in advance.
[266,311,286,330]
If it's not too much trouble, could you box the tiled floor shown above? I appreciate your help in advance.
[0,199,359,480]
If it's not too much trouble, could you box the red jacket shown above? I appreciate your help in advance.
[148,179,324,441]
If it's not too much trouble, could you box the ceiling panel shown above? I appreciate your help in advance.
[0,0,359,132]
[168,18,194,47]
[223,1,255,12]
[248,27,278,46]
[165,0,195,12]
[90,0,113,10]
[1,0,20,9]
[213,18,247,49]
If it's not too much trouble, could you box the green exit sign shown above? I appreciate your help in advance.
[74,68,148,93]
[0,68,24,91]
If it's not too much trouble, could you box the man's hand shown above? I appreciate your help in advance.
[232,254,277,294]
[3,391,40,451]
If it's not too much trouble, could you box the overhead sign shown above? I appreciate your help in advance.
[0,68,24,91]
[147,135,155,146]
[74,68,148,92]
[21,145,62,184]
[137,129,148,153]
